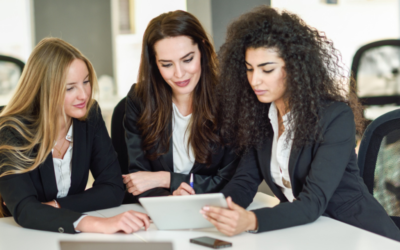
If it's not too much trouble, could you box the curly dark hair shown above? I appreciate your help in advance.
[217,6,364,153]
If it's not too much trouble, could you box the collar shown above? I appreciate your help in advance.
[268,102,291,127]
[66,123,73,142]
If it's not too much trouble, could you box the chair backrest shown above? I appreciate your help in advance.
[111,97,129,175]
[358,108,400,228]
[0,55,25,98]
[351,39,400,106]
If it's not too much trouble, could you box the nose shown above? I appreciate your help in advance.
[174,64,184,79]
[77,84,88,100]
[249,70,261,87]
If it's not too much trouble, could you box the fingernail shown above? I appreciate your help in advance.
[203,206,209,211]
[202,214,207,219]
[200,210,205,214]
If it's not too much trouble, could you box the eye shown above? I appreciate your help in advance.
[183,57,193,63]
[246,68,253,72]
[161,63,172,68]
[263,69,274,73]
[83,80,90,84]
[66,87,74,91]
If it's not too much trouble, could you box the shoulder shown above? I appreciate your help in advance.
[319,100,354,131]
[126,83,144,114]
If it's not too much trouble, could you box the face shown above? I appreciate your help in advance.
[63,59,91,120]
[245,47,287,106]
[154,35,202,100]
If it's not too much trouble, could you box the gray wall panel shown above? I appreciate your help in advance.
[34,0,113,78]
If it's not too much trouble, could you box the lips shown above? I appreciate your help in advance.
[74,101,86,109]
[174,79,190,87]
[254,90,267,96]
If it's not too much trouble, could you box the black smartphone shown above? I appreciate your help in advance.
[190,236,232,249]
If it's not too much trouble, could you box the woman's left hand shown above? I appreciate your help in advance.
[123,171,170,195]
[201,196,258,236]
[42,200,59,208]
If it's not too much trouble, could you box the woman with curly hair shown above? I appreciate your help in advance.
[201,6,400,240]
[122,10,238,198]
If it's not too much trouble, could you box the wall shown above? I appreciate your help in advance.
[34,0,114,79]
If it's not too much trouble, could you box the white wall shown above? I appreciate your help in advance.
[0,0,32,62]
[271,0,399,74]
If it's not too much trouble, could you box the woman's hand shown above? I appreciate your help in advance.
[201,196,258,236]
[122,171,170,195]
[172,182,195,196]
[75,210,150,234]
[42,200,60,208]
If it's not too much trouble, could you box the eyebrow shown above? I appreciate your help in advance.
[158,52,194,63]
[66,74,89,85]
[245,61,277,67]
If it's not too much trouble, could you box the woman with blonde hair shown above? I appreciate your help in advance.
[0,38,149,233]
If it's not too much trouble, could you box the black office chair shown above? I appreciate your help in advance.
[351,40,400,122]
[0,55,25,97]
[111,97,138,204]
[358,108,400,229]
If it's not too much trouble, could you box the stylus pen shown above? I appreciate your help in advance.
[190,173,194,189]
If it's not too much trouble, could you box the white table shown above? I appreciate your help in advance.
[1,193,399,250]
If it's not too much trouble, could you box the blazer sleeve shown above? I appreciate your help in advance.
[252,103,357,232]
[57,105,125,211]
[169,146,240,194]
[124,92,171,197]
[220,148,263,208]
[0,128,81,233]
[0,173,82,233]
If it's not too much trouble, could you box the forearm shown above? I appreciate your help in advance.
[75,215,106,233]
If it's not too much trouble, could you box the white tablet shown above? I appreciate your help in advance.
[139,193,228,230]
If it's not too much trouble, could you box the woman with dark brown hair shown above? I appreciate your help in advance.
[122,10,238,198]
[200,6,400,241]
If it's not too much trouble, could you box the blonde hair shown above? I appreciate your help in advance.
[0,38,98,216]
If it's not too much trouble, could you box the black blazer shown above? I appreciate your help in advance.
[124,84,239,198]
[221,101,400,241]
[0,104,125,234]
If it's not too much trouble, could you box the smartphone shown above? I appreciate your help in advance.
[190,236,232,249]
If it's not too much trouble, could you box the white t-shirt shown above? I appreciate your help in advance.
[172,103,195,174]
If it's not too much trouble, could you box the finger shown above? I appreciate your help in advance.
[132,211,150,230]
[205,211,237,226]
[125,181,134,189]
[179,189,191,196]
[179,183,195,194]
[227,196,240,210]
[122,214,142,232]
[203,214,235,236]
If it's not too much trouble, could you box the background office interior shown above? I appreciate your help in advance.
[0,0,399,195]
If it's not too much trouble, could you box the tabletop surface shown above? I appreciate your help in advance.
[1,192,399,250]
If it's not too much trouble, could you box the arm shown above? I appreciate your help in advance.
[57,105,125,212]
[252,104,356,232]
[0,173,82,233]
[220,148,263,208]
[124,92,171,197]
[170,146,241,194]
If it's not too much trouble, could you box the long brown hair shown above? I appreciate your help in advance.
[135,10,220,164]
[0,37,98,216]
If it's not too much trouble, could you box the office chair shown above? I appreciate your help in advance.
[358,108,400,229]
[111,97,138,203]
[0,55,25,97]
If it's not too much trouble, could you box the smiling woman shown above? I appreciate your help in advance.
[0,38,150,234]
[122,10,239,199]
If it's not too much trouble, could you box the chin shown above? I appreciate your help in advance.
[256,96,274,104]
[67,109,87,119]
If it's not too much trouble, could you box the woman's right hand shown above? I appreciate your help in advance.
[172,182,195,196]
[75,210,150,234]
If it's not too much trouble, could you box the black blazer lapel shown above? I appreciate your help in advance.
[39,154,58,201]
[257,135,286,201]
[68,119,87,195]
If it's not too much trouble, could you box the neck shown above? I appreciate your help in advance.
[275,98,289,119]
[57,115,72,139]
[172,92,193,116]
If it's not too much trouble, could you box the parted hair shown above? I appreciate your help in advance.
[217,6,364,153]
[135,10,220,164]
[0,37,98,217]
